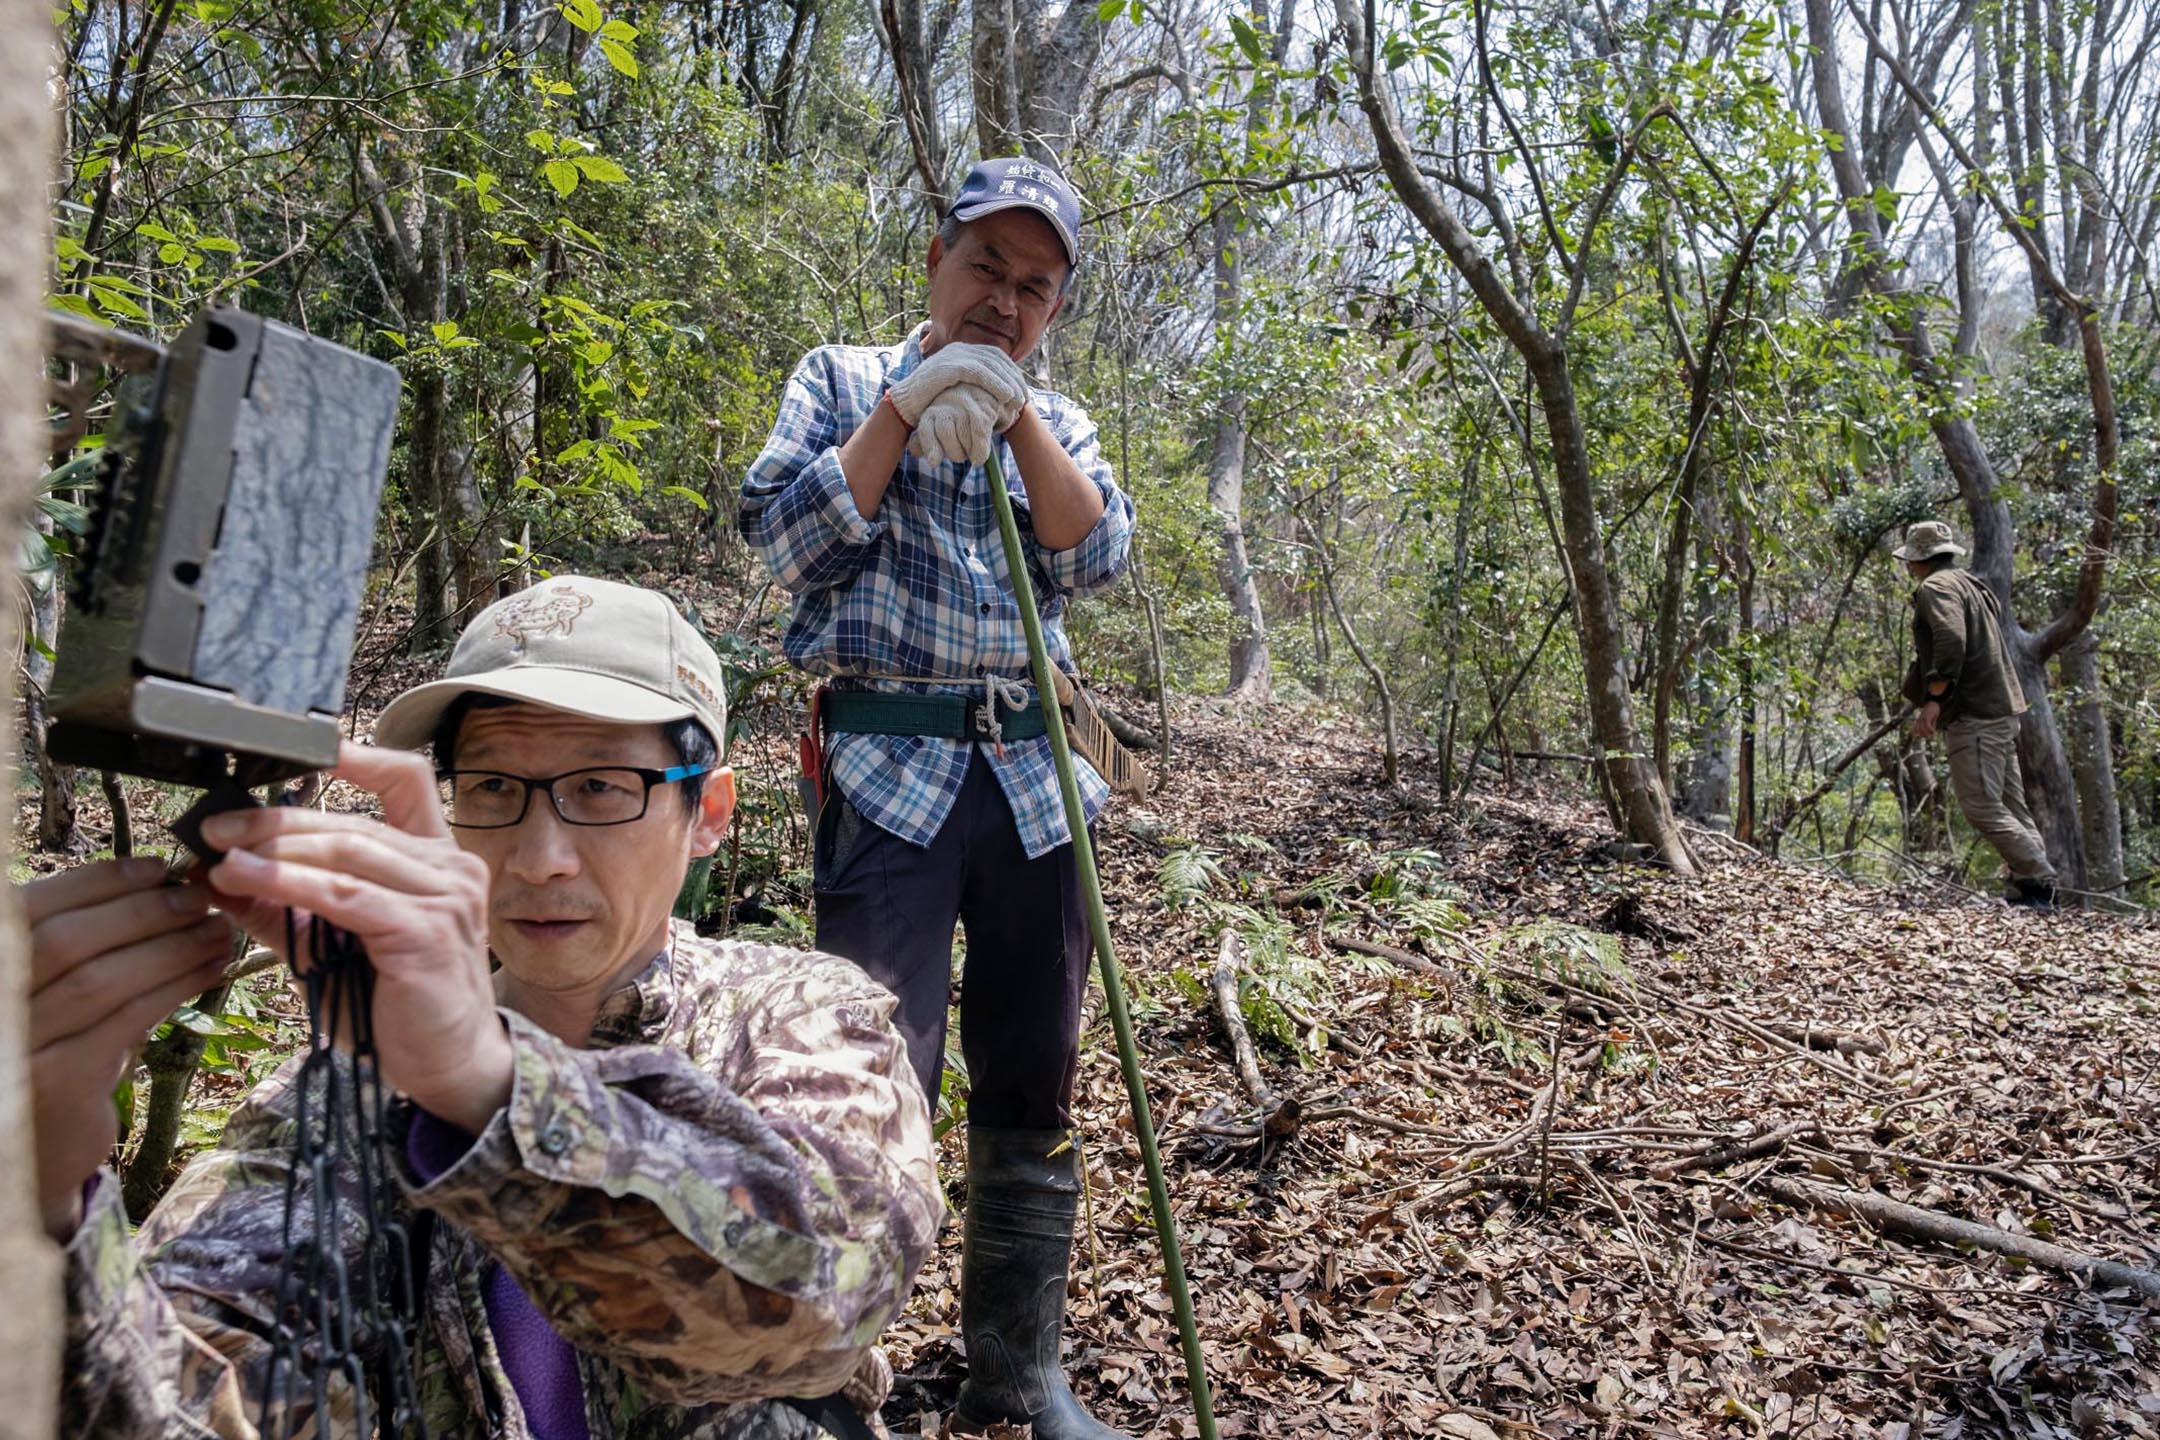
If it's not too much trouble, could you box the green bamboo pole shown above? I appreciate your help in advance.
[983,450,1218,1440]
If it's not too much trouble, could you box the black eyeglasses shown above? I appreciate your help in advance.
[436,765,710,830]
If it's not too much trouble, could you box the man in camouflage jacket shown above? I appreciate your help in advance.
[1894,520,2058,906]
[30,576,942,1439]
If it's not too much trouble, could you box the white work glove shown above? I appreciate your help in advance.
[884,342,1028,430]
[908,383,1009,467]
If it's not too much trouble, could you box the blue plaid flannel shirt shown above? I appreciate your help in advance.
[740,324,1134,859]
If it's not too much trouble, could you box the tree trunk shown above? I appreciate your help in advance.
[1528,350,1692,869]
[1677,491,1731,827]
[121,981,228,1221]
[880,0,948,205]
[970,0,1020,157]
[1735,522,1757,846]
[2062,631,2124,894]
[0,0,64,1421]
[24,566,84,851]
[1201,4,1293,703]
[2007,636,2087,888]
[1436,450,1475,794]
[1206,239,1270,701]
[1334,0,1692,872]
[1016,0,1107,165]
[1299,513,1396,785]
[406,369,453,652]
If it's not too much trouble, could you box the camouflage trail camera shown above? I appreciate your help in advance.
[45,307,399,788]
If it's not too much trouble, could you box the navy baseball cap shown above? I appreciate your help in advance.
[948,158,1082,269]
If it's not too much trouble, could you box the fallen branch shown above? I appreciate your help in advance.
[1211,934,1300,1139]
[1695,1232,2056,1304]
[1327,933,1447,977]
[1764,1022,1887,1057]
[1652,1121,1818,1181]
[1762,1175,2160,1300]
[1825,1143,2131,1221]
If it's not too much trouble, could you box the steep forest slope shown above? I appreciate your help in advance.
[867,703,2159,1438]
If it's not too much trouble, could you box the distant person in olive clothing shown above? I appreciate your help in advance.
[1894,520,2058,907]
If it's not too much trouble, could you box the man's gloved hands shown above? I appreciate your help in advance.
[909,383,1009,466]
[885,342,1030,467]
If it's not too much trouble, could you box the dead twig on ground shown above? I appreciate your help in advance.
[1761,1174,2160,1299]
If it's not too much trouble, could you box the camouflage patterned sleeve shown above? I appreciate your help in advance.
[402,952,942,1408]
[59,1062,378,1440]
[59,1170,263,1438]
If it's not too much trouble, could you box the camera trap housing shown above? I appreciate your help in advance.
[45,307,399,789]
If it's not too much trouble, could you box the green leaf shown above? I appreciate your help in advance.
[193,235,241,254]
[134,220,180,243]
[661,485,709,510]
[571,155,628,183]
[542,159,581,197]
[1228,12,1263,63]
[554,439,596,464]
[157,241,187,264]
[432,320,461,343]
[1096,0,1123,16]
[87,282,147,320]
[598,17,637,39]
[596,448,641,491]
[560,0,602,30]
[525,127,558,153]
[597,36,638,76]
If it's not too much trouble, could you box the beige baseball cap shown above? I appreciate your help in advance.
[372,576,728,755]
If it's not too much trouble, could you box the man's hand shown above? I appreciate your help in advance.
[908,382,1009,467]
[885,342,1027,429]
[203,743,512,1135]
[27,859,235,1240]
[1913,699,1942,740]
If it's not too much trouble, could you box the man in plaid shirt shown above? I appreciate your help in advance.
[740,157,1136,1440]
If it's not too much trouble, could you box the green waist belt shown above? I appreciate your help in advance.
[824,688,1048,741]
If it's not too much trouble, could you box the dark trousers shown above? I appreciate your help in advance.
[812,753,1091,1130]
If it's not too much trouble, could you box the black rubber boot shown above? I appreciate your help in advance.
[955,1128,1132,1440]
[2010,876,2057,911]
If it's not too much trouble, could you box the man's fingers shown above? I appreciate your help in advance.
[332,741,452,839]
[226,828,460,900]
[22,857,171,928]
[200,795,447,855]
[30,880,218,993]
[32,917,232,1050]
[208,848,479,961]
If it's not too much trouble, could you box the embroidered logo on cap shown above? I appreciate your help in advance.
[675,664,721,710]
[494,583,594,653]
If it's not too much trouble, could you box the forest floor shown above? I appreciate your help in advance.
[19,566,2160,1440]
[861,701,2160,1440]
